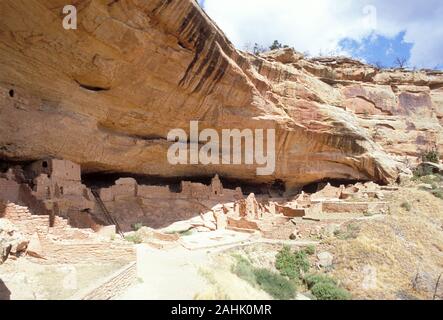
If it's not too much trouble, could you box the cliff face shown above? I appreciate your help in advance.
[0,0,442,190]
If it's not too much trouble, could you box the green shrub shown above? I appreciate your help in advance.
[253,268,297,300]
[304,273,337,289]
[232,255,297,300]
[431,189,443,200]
[294,250,310,273]
[275,246,299,279]
[421,149,440,164]
[304,273,351,300]
[414,166,434,178]
[269,40,283,50]
[401,202,412,212]
[275,246,311,280]
[303,245,316,256]
[310,282,351,300]
[125,233,142,244]
[165,229,194,236]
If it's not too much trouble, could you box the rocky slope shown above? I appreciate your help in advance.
[0,0,442,191]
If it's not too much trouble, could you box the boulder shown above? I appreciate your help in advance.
[412,271,443,299]
[398,172,413,185]
[26,233,44,259]
[161,221,193,234]
[261,48,304,64]
[418,183,433,190]
[317,251,334,268]
[416,162,443,176]
[0,219,28,263]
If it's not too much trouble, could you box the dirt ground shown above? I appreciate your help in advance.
[118,231,275,300]
[323,186,443,300]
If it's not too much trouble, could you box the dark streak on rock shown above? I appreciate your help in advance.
[177,6,230,95]
[76,80,110,92]
[151,0,174,15]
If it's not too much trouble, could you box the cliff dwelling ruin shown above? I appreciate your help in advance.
[0,158,390,235]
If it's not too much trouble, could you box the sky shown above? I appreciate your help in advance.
[197,0,443,69]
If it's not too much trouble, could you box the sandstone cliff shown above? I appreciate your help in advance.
[0,0,442,191]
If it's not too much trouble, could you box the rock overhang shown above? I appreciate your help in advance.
[0,0,442,188]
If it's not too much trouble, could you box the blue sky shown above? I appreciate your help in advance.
[339,32,414,68]
[198,0,443,69]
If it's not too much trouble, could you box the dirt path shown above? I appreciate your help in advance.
[118,245,210,300]
[118,230,319,300]
[119,230,255,299]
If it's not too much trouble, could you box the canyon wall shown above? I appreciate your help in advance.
[0,0,442,190]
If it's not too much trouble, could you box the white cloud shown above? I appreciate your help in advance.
[203,0,443,68]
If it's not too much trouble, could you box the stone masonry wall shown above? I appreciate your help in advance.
[71,262,137,300]
[98,175,244,230]
[2,202,135,265]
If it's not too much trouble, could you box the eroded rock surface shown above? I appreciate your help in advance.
[0,218,28,263]
[0,0,442,190]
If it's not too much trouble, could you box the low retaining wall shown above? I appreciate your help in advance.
[42,242,136,265]
[70,261,137,300]
[321,201,388,214]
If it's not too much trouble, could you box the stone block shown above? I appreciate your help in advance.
[277,205,306,217]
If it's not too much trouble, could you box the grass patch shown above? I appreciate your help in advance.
[165,229,194,236]
[421,149,440,164]
[179,229,194,236]
[334,223,360,240]
[311,281,352,300]
[419,175,441,185]
[196,268,231,300]
[304,273,351,300]
[232,255,297,300]
[124,233,143,244]
[430,189,443,200]
[304,273,337,288]
[303,245,316,256]
[253,268,296,300]
[232,255,256,285]
[411,174,443,200]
